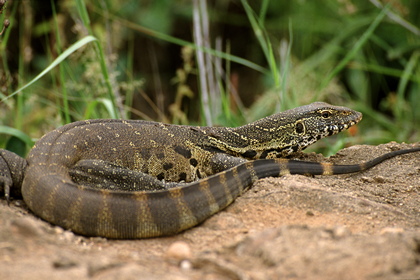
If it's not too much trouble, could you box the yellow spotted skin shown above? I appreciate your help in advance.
[0,102,419,238]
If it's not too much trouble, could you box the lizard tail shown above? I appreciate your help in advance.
[277,147,420,176]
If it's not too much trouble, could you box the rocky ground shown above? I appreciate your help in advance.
[1,142,419,280]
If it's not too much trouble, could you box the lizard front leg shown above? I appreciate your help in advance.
[0,149,27,201]
[69,159,180,191]
[70,153,249,192]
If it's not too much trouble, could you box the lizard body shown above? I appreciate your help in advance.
[0,102,418,238]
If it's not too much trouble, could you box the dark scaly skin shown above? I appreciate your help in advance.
[0,102,418,238]
[0,150,26,201]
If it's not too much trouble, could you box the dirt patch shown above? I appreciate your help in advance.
[1,142,419,280]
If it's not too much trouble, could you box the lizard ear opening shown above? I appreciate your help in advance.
[295,121,305,135]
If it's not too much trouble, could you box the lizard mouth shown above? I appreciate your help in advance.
[326,117,361,136]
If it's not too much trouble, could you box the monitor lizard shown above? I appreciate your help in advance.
[0,102,419,239]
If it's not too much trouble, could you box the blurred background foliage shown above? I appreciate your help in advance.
[0,0,419,156]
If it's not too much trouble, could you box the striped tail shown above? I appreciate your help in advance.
[280,147,420,176]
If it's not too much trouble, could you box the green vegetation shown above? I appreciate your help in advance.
[1,0,419,157]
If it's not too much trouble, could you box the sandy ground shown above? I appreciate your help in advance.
[1,142,419,280]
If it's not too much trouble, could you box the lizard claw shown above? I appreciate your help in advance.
[2,178,12,205]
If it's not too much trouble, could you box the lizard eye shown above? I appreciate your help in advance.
[320,110,331,118]
[295,121,305,134]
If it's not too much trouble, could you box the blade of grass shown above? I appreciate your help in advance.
[349,61,420,83]
[295,17,370,83]
[75,0,120,119]
[319,4,389,93]
[84,98,118,119]
[92,7,268,74]
[193,0,213,126]
[15,2,28,130]
[278,22,294,111]
[258,0,270,24]
[241,0,279,88]
[51,0,70,124]
[369,0,420,36]
[0,0,18,101]
[395,51,419,120]
[124,31,135,119]
[0,125,34,147]
[3,35,97,102]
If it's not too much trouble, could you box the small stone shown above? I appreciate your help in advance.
[52,256,78,269]
[165,241,192,262]
[373,176,386,183]
[57,229,77,242]
[179,259,192,270]
[54,226,65,235]
[333,226,350,238]
[360,176,373,183]
[13,200,23,207]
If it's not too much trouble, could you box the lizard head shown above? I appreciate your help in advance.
[219,102,362,159]
[283,102,363,151]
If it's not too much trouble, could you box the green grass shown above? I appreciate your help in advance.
[0,0,419,158]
